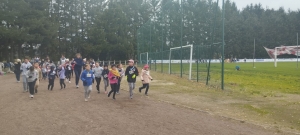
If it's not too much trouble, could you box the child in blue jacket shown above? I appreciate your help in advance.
[81,64,94,102]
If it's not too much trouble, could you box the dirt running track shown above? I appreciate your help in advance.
[0,74,291,135]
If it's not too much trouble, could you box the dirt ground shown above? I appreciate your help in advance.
[0,74,294,135]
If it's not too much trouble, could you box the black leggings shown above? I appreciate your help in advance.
[95,77,101,91]
[66,70,71,81]
[139,84,149,94]
[60,79,66,89]
[48,79,54,90]
[108,83,118,99]
[28,81,36,95]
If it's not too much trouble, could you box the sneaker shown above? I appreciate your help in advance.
[105,91,107,94]
[85,99,88,102]
[17,81,20,83]
[97,91,100,94]
[113,98,116,100]
[30,95,34,98]
[116,92,120,95]
[76,85,79,88]
[35,89,38,93]
[145,94,148,96]
[88,95,90,99]
[139,88,142,93]
[69,81,71,83]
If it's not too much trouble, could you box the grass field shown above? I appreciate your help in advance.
[144,62,300,133]
[150,62,300,94]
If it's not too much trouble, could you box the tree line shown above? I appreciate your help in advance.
[0,0,299,62]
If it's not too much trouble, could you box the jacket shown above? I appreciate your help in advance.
[59,67,66,79]
[74,58,84,70]
[20,62,32,76]
[140,69,152,84]
[48,70,56,79]
[81,69,94,86]
[102,69,109,80]
[92,66,103,78]
[125,66,139,82]
[26,70,37,82]
[108,71,118,84]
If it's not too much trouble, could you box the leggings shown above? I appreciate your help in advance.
[15,72,21,81]
[74,68,82,85]
[60,79,66,89]
[139,84,149,94]
[66,70,71,81]
[48,79,54,90]
[71,69,74,77]
[28,81,36,95]
[116,78,122,93]
[95,77,101,91]
[108,83,118,99]
[103,79,109,91]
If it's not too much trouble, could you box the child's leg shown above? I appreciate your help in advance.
[60,79,63,89]
[63,81,66,88]
[116,79,121,93]
[28,82,35,95]
[108,84,114,97]
[128,82,134,98]
[84,86,88,99]
[112,83,117,99]
[22,75,27,92]
[145,84,149,94]
[95,77,100,91]
[50,79,54,90]
[48,79,51,90]
[139,84,147,92]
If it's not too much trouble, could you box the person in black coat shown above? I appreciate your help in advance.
[14,59,22,82]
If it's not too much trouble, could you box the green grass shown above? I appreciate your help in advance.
[149,62,300,94]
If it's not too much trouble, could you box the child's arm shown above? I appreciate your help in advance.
[38,69,42,80]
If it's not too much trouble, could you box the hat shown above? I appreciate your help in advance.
[144,64,149,68]
[128,59,134,63]
[17,59,21,62]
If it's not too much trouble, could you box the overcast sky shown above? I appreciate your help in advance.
[230,0,300,11]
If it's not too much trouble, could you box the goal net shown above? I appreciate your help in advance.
[169,45,193,80]
[139,52,148,65]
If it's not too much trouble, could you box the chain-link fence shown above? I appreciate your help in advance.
[137,0,224,86]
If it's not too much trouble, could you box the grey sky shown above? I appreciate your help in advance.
[231,0,300,11]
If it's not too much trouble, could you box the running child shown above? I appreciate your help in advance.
[81,64,94,102]
[102,65,109,94]
[65,59,72,83]
[20,57,32,92]
[92,62,103,93]
[42,65,47,80]
[58,65,66,90]
[48,66,56,90]
[139,64,153,96]
[116,64,124,94]
[108,64,120,100]
[26,66,37,98]
[34,62,42,93]
[125,59,139,99]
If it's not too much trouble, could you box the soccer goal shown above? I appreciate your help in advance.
[169,45,193,80]
[139,52,148,65]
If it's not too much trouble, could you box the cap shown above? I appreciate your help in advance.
[128,59,134,63]
[144,64,149,68]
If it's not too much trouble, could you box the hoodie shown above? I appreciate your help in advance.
[81,69,94,86]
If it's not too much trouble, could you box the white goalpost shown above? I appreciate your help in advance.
[139,52,148,65]
[169,45,193,80]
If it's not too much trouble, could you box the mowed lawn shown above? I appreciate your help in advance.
[151,62,300,94]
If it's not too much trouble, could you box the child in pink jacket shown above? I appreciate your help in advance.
[138,65,153,96]
[107,64,120,100]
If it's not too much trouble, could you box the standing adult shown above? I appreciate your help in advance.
[74,53,84,88]
[14,59,22,82]
[20,58,32,92]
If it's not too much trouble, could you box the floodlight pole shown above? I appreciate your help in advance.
[221,0,225,90]
[253,38,255,68]
[180,0,183,78]
[297,33,299,69]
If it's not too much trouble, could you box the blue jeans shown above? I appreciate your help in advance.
[74,68,82,85]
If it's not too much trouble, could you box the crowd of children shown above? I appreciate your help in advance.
[16,53,153,101]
